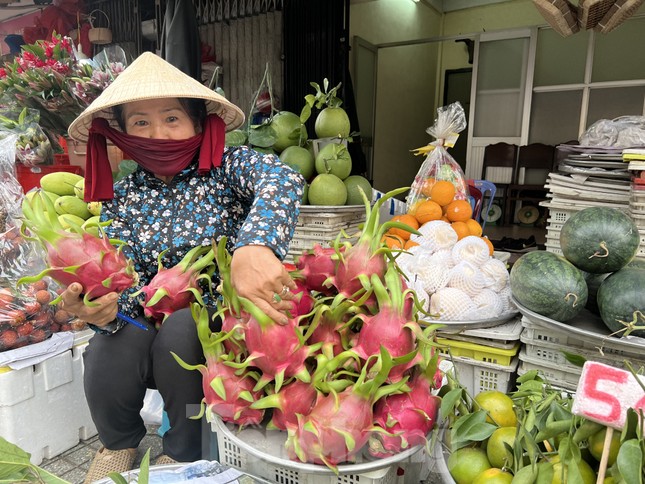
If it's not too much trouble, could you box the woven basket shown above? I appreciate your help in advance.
[88,10,112,45]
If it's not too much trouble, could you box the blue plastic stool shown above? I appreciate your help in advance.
[469,180,497,230]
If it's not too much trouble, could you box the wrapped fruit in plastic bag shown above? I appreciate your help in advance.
[0,107,53,166]
[406,102,469,214]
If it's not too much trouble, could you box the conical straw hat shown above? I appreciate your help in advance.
[67,52,245,142]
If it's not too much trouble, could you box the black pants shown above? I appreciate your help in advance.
[82,307,220,462]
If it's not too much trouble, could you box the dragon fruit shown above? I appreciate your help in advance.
[286,348,408,470]
[351,264,424,382]
[295,244,338,294]
[251,380,318,430]
[172,303,264,426]
[18,191,137,304]
[369,340,442,457]
[131,245,215,326]
[328,187,418,300]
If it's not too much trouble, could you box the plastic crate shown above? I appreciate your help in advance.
[518,350,580,391]
[437,317,523,350]
[436,338,520,366]
[211,418,424,484]
[0,338,97,465]
[520,317,645,361]
[544,206,581,231]
[288,229,360,251]
[545,242,563,255]
[297,211,366,228]
[520,332,645,374]
[440,356,519,396]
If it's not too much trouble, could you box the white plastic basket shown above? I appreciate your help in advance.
[544,242,563,255]
[297,210,366,228]
[437,317,523,350]
[518,349,581,391]
[440,356,518,396]
[520,317,645,361]
[211,418,424,484]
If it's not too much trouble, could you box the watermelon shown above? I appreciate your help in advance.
[510,250,588,322]
[582,271,610,315]
[597,267,645,338]
[560,207,639,274]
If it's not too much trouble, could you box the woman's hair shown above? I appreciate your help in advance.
[112,98,208,132]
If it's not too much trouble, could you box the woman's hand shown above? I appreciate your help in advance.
[230,245,296,325]
[60,283,119,327]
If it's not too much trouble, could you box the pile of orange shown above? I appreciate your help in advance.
[381,179,494,255]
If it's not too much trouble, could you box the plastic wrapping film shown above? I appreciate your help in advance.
[0,107,53,166]
[0,137,73,352]
[406,102,469,213]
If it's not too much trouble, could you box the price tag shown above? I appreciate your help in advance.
[572,361,645,430]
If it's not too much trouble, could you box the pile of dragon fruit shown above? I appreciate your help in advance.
[173,188,444,470]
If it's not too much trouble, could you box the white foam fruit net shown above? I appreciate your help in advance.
[411,220,458,251]
[481,258,510,292]
[407,275,431,313]
[472,288,504,319]
[429,287,476,321]
[451,236,490,266]
[428,249,455,269]
[447,260,485,297]
[497,285,515,313]
[417,262,451,294]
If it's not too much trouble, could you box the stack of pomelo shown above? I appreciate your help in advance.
[382,180,492,254]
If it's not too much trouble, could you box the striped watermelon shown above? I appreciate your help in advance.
[510,250,588,322]
[597,267,645,338]
[560,207,639,274]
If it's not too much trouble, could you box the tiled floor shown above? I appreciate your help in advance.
[39,425,163,484]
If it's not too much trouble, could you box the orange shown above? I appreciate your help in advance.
[389,214,420,241]
[472,468,513,484]
[445,199,473,222]
[404,239,419,250]
[473,391,518,428]
[549,455,597,484]
[466,219,483,237]
[588,427,621,466]
[451,221,470,240]
[420,177,436,198]
[430,180,456,206]
[414,200,443,224]
[481,236,495,256]
[448,447,491,484]
[441,215,451,223]
[381,233,405,250]
[486,427,516,468]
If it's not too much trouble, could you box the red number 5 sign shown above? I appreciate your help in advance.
[572,361,645,430]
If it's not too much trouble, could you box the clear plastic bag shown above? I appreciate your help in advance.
[580,115,645,148]
[406,102,469,213]
[0,107,53,166]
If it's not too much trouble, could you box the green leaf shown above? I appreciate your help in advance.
[248,124,277,148]
[107,472,129,484]
[536,462,554,484]
[451,411,496,448]
[564,455,585,484]
[225,129,248,147]
[516,369,541,384]
[561,350,586,367]
[300,104,312,124]
[439,387,463,420]
[622,408,639,442]
[617,439,644,484]
[138,448,151,484]
[304,94,316,108]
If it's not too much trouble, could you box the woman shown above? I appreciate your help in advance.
[62,52,305,483]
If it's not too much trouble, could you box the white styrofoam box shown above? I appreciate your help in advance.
[0,342,97,465]
[440,356,518,396]
[212,417,424,484]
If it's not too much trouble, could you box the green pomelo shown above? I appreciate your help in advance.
[270,111,306,153]
[509,250,588,322]
[307,174,347,206]
[314,142,352,180]
[315,107,351,138]
[560,206,639,274]
[280,146,315,180]
[344,175,372,205]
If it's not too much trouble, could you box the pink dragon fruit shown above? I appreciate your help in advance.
[233,297,321,392]
[213,237,320,393]
[369,345,442,457]
[286,348,408,470]
[251,380,318,431]
[18,191,137,304]
[289,279,315,317]
[295,245,338,294]
[172,303,264,426]
[351,264,423,382]
[131,245,215,326]
[328,187,418,300]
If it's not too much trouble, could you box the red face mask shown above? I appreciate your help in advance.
[84,114,225,202]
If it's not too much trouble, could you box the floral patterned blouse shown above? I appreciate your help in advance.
[99,145,305,330]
